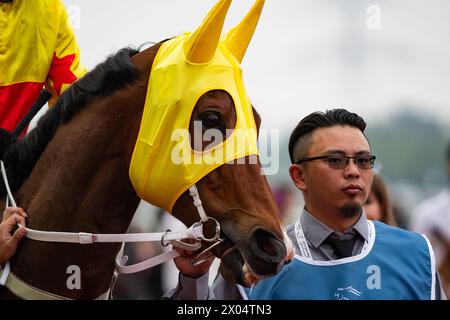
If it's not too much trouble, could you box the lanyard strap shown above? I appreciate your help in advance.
[294,219,313,261]
[294,217,372,261]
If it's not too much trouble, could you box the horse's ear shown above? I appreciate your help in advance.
[184,0,231,64]
[223,0,265,63]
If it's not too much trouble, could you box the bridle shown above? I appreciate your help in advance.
[0,160,224,299]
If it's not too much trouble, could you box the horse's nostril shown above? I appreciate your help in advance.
[250,229,286,260]
[254,229,278,256]
[247,228,287,276]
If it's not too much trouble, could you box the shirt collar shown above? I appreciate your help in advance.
[300,208,369,248]
[353,210,369,242]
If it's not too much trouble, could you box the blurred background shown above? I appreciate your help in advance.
[50,0,450,298]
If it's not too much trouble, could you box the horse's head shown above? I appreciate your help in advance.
[173,91,294,286]
[129,0,293,286]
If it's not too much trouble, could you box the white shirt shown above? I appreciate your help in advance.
[412,188,450,266]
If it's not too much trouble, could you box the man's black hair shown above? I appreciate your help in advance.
[288,108,367,163]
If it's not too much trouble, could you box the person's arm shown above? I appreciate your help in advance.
[422,230,448,300]
[45,0,87,105]
[163,271,213,300]
[0,207,27,265]
[435,271,447,300]
[162,246,215,300]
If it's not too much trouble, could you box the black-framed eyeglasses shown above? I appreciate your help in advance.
[296,154,376,170]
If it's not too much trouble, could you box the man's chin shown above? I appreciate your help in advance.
[338,203,362,218]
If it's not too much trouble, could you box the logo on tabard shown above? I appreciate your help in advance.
[334,286,362,300]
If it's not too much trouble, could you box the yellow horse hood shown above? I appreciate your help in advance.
[129,0,265,212]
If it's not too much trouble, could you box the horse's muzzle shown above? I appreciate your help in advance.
[246,228,287,276]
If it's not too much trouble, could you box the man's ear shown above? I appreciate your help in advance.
[289,164,306,191]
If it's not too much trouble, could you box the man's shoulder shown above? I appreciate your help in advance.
[373,221,429,250]
[374,220,420,236]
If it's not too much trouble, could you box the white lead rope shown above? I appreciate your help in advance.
[114,241,203,274]
[2,159,204,246]
[116,249,181,274]
[23,223,204,244]
[1,160,17,207]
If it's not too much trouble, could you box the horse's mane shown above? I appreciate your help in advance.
[0,47,140,198]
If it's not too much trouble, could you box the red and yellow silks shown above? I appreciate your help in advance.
[0,0,86,133]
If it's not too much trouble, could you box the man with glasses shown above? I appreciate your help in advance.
[166,109,445,299]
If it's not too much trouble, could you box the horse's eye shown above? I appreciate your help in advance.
[201,112,222,129]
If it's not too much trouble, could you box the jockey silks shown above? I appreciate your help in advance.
[129,0,265,212]
[0,0,86,133]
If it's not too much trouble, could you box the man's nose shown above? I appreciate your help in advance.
[343,159,360,177]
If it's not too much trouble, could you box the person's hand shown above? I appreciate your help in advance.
[0,207,27,265]
[173,244,215,279]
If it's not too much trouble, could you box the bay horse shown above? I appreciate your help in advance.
[0,0,293,299]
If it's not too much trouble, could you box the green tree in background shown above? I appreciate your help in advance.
[367,109,449,188]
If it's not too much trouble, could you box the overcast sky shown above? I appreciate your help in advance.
[63,0,450,134]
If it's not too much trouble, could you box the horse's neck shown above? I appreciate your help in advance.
[9,95,141,299]
[5,47,158,299]
[17,85,143,231]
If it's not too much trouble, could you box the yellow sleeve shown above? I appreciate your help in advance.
[45,0,87,105]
